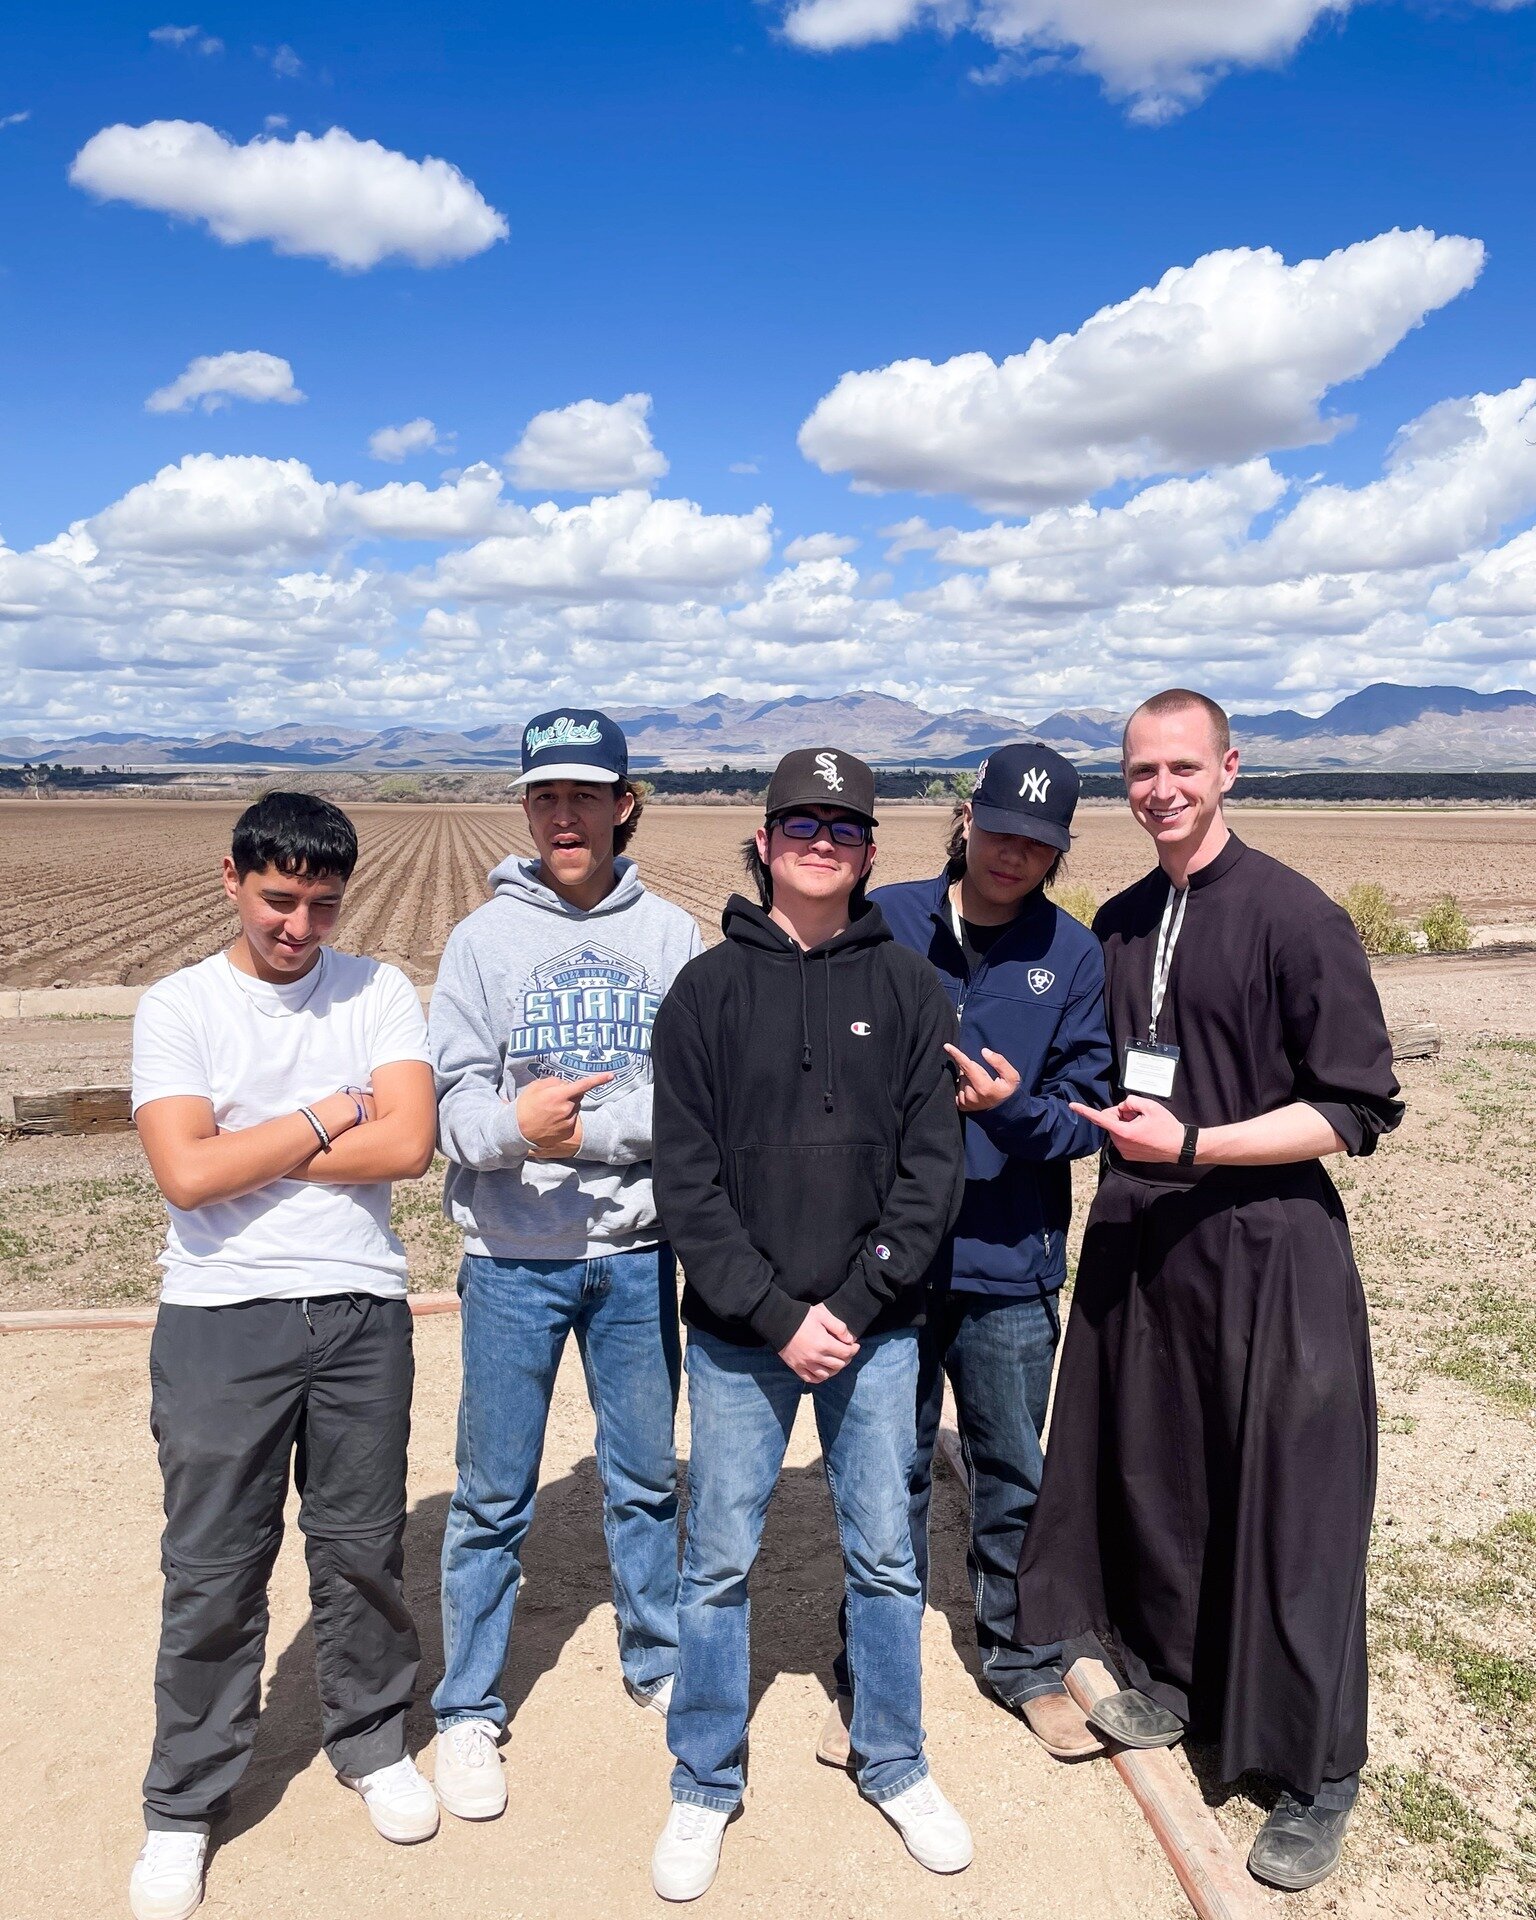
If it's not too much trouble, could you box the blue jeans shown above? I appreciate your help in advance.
[834,1287,1064,1705]
[671,1327,926,1811]
[434,1249,681,1730]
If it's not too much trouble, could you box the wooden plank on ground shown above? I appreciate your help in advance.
[1064,1660,1269,1920]
[934,1418,1266,1920]
[0,1291,463,1333]
[9,1086,133,1135]
[1388,1021,1441,1061]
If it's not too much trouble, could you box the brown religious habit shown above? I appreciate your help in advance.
[1014,833,1403,1794]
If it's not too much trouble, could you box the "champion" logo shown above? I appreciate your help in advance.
[850,1020,871,1035]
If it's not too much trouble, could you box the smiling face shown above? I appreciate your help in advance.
[1122,703,1239,856]
[221,859,346,979]
[960,809,1059,913]
[756,806,875,909]
[522,778,636,897]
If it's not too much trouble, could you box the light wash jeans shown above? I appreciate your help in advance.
[670,1326,926,1810]
[835,1287,1064,1705]
[433,1249,681,1730]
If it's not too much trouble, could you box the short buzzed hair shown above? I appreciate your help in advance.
[1122,688,1231,760]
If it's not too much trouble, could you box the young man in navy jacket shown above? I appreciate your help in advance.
[825,743,1113,1765]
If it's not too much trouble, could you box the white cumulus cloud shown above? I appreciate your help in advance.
[68,121,508,270]
[799,228,1484,511]
[422,492,772,603]
[784,532,860,561]
[86,454,337,560]
[145,350,305,414]
[779,1,1531,124]
[506,393,669,493]
[368,417,449,462]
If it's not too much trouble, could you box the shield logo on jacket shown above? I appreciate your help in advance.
[1028,968,1055,996]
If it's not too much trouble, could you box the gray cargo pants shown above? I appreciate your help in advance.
[143,1294,420,1831]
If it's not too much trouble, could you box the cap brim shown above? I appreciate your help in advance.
[512,763,622,786]
[968,802,1070,851]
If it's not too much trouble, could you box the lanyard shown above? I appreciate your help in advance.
[1148,884,1187,1045]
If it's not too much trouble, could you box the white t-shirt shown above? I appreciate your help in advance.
[131,948,431,1306]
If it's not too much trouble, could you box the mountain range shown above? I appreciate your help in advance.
[4,683,1535,773]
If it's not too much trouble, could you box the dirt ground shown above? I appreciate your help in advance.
[3,798,1535,988]
[1,1317,1182,1920]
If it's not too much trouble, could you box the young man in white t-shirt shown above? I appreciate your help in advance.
[127,792,440,1920]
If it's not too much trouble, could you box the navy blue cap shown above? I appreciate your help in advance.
[969,742,1079,851]
[513,708,628,786]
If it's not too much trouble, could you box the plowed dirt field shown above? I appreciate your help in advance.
[2,798,1534,987]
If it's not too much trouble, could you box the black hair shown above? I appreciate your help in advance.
[943,800,1064,889]
[740,822,872,916]
[231,791,359,882]
[613,778,646,857]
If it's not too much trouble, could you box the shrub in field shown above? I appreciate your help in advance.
[1419,894,1471,952]
[1049,881,1099,927]
[376,775,423,801]
[1339,882,1414,955]
[952,771,976,800]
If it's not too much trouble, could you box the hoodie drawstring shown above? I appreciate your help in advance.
[796,946,836,1112]
[822,958,835,1113]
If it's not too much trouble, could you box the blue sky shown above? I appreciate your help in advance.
[2,0,1534,736]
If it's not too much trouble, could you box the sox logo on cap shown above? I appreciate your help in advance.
[814,752,844,791]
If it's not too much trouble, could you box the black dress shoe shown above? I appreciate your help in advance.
[1082,1688,1185,1749]
[1248,1792,1352,1890]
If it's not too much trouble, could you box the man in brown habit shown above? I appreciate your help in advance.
[1014,688,1403,1892]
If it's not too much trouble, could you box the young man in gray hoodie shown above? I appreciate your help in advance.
[428,708,703,1820]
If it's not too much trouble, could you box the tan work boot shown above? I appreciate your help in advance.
[1017,1691,1104,1759]
[816,1691,854,1768]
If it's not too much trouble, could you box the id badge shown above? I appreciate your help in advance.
[1123,1041,1179,1098]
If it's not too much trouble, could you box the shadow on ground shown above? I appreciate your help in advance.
[215,1440,981,1845]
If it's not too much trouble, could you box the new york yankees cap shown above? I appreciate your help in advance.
[512,707,628,786]
[969,741,1079,851]
[764,747,878,825]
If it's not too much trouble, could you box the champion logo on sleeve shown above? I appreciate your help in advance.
[874,1243,891,1260]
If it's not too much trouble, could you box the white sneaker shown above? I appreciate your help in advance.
[876,1774,974,1873]
[651,1800,730,1901]
[340,1755,440,1844]
[129,1827,208,1920]
[434,1718,507,1820]
[637,1675,674,1718]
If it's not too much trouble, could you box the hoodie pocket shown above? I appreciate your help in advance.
[732,1144,888,1295]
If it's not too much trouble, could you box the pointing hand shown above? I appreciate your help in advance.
[517,1071,615,1159]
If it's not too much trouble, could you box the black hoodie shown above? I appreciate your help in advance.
[651,893,964,1351]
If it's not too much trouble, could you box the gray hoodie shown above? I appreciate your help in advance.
[431,854,704,1259]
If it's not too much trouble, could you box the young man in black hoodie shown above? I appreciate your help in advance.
[649,749,969,1902]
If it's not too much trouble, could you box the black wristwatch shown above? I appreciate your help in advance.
[1178,1123,1199,1167]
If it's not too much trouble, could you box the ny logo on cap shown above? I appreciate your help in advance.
[1018,767,1052,804]
[814,752,844,791]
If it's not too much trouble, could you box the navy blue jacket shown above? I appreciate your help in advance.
[871,873,1113,1298]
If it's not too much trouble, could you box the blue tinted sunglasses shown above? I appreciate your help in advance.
[772,813,871,847]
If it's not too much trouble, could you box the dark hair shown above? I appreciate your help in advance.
[1122,687,1231,759]
[740,823,872,915]
[943,801,1064,889]
[231,791,358,882]
[614,778,646,857]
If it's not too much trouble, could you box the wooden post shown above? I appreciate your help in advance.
[9,1087,133,1135]
[1388,1021,1440,1062]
